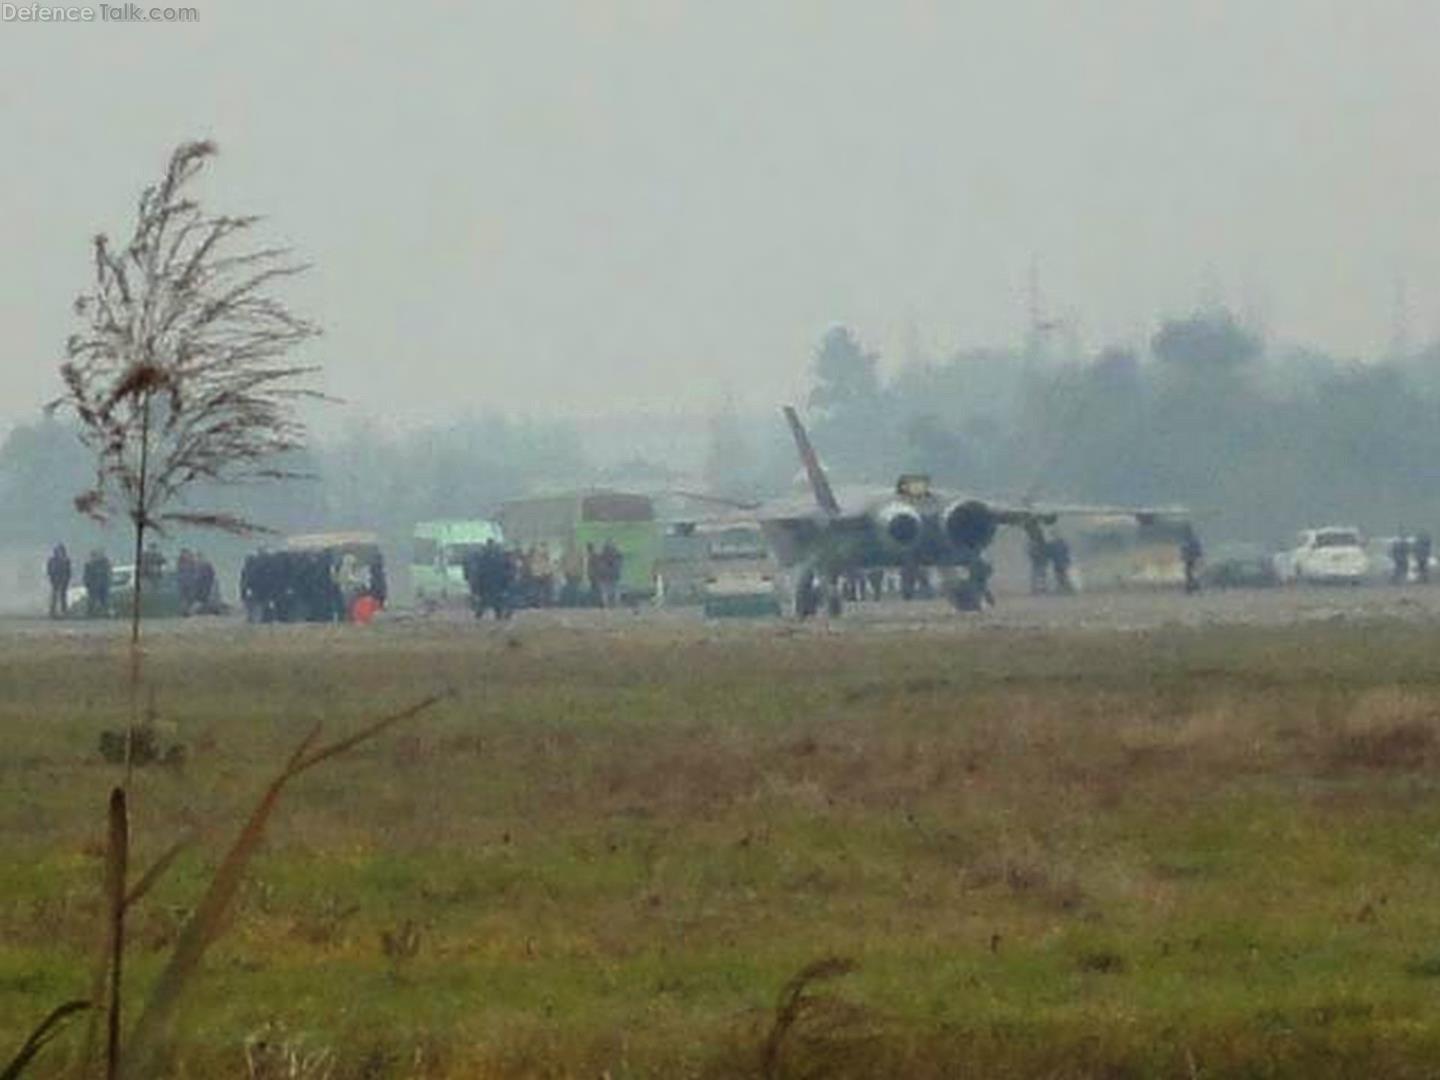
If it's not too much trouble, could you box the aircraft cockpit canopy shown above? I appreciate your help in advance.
[895,473,932,499]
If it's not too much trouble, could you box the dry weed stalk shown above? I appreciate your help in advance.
[120,692,448,1077]
[49,138,321,778]
[51,693,447,1080]
[759,956,857,1080]
[1,1003,91,1080]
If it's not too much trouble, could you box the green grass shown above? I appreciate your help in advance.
[8,619,1440,1075]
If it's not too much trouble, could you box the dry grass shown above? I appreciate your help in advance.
[6,617,1440,1075]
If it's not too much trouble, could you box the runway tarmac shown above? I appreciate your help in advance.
[7,583,1440,645]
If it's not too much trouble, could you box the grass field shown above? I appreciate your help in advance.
[7,615,1440,1077]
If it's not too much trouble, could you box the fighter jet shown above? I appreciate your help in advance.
[761,405,1187,616]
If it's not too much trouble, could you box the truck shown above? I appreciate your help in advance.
[496,491,660,603]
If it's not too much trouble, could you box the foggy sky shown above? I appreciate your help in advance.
[2,0,1437,434]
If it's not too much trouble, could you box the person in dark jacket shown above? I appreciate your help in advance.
[1048,536,1075,595]
[367,553,388,607]
[598,540,623,608]
[1414,532,1433,584]
[1180,528,1204,594]
[192,553,217,614]
[464,540,513,620]
[46,544,72,618]
[83,549,112,617]
[1390,534,1411,584]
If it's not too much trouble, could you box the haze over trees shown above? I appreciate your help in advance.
[796,309,1440,543]
[5,305,1440,554]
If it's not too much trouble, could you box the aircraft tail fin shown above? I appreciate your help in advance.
[782,405,841,516]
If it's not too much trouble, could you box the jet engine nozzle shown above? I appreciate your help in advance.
[876,502,924,549]
[944,499,997,553]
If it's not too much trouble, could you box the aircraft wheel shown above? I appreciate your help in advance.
[949,581,981,612]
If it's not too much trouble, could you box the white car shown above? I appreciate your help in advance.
[1275,526,1370,584]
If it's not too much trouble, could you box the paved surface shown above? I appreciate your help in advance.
[7,583,1440,646]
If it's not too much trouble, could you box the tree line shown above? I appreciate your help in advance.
[6,307,1439,554]
[788,312,1440,544]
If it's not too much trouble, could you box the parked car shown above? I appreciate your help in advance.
[67,563,196,618]
[1201,542,1280,589]
[1274,527,1369,584]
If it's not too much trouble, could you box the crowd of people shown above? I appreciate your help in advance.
[240,548,388,623]
[38,522,1230,624]
[44,542,221,618]
[461,539,625,619]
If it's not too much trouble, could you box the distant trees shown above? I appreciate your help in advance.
[318,414,587,536]
[0,418,92,545]
[0,412,592,559]
[806,326,903,481]
[800,307,1440,542]
[809,326,882,419]
[1152,308,1262,373]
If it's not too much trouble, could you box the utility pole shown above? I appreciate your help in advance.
[1024,254,1051,368]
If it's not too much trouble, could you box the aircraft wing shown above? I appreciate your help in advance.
[758,510,878,569]
[986,501,1192,526]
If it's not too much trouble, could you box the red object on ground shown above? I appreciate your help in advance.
[351,595,381,624]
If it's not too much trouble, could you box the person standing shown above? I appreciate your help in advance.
[465,539,512,620]
[192,553,217,614]
[367,552,388,607]
[1048,536,1075,595]
[1390,534,1412,585]
[585,542,601,607]
[1414,532,1433,584]
[560,543,584,607]
[83,549,111,617]
[1180,528,1203,594]
[46,544,72,618]
[532,543,554,607]
[599,540,623,609]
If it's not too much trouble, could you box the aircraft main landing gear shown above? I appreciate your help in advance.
[947,557,994,613]
[794,569,844,618]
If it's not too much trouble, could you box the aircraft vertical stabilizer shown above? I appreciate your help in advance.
[782,405,841,517]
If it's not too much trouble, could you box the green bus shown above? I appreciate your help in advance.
[497,491,660,602]
[411,519,504,608]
